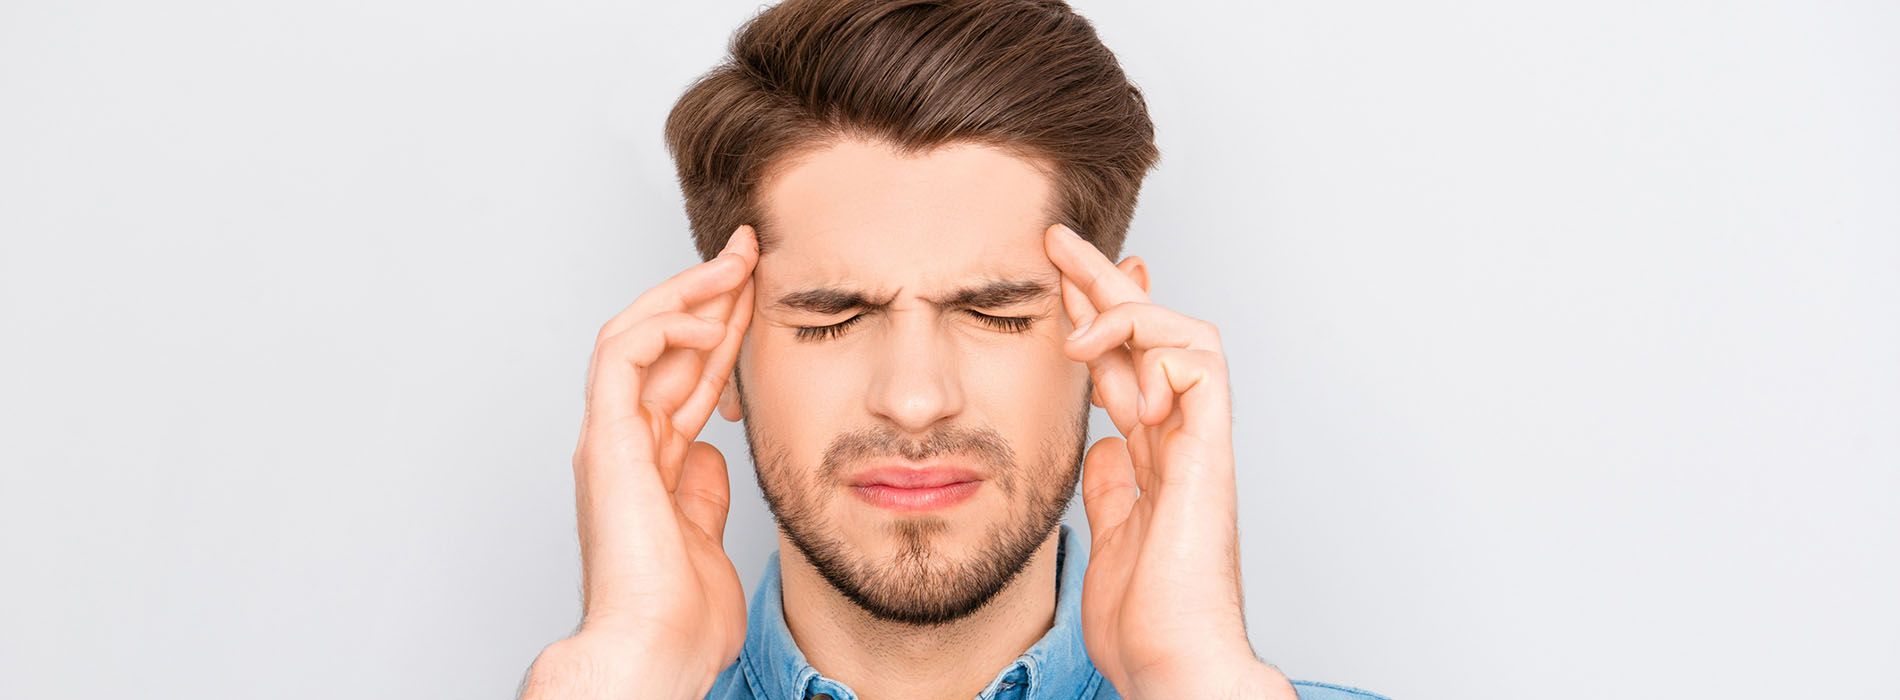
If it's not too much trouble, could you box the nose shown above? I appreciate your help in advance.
[863,310,965,435]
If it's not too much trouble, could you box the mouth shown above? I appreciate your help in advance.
[847,464,983,512]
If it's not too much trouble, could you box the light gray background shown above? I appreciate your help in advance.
[2,1,1895,698]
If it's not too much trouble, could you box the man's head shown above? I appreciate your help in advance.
[663,0,1157,626]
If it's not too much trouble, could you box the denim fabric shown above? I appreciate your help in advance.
[704,524,1387,700]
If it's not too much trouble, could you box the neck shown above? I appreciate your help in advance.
[778,529,1063,700]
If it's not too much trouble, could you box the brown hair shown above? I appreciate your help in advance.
[664,0,1159,261]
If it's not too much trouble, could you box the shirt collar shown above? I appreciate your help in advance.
[738,523,1105,700]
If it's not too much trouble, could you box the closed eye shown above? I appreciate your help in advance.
[966,310,1034,333]
[792,310,1035,342]
[793,314,865,341]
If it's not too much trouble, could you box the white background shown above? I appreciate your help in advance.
[2,1,1895,698]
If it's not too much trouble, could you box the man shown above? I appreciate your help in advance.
[523,1,1385,698]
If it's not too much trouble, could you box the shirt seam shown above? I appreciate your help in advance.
[738,649,770,699]
[1290,679,1392,700]
[1073,668,1103,700]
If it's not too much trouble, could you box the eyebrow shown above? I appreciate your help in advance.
[773,278,1055,315]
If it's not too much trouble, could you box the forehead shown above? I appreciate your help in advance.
[755,138,1055,289]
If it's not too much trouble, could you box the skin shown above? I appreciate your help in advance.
[521,138,1296,700]
[733,138,1089,700]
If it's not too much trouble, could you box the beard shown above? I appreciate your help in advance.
[735,373,1090,626]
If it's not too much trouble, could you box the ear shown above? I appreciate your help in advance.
[1116,255,1151,296]
[717,369,744,422]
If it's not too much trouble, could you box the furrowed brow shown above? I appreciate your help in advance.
[772,279,1053,314]
[932,279,1055,308]
[772,288,891,315]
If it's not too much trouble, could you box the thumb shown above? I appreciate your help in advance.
[1080,436,1138,542]
[675,441,733,543]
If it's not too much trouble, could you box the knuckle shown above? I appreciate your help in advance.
[1084,266,1117,295]
[1194,349,1230,375]
[1082,479,1130,504]
[593,329,626,357]
[678,487,730,513]
[695,368,727,394]
[1150,353,1182,379]
[596,315,668,358]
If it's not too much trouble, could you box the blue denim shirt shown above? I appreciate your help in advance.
[704,524,1387,700]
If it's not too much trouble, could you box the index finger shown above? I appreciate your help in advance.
[601,226,758,340]
[1043,223,1149,312]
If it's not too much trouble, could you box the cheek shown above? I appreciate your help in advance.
[739,332,863,457]
[745,332,863,396]
[961,335,1091,430]
[964,337,1082,390]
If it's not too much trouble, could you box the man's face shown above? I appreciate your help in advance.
[733,137,1091,626]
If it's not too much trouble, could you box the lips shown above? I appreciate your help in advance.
[847,465,983,511]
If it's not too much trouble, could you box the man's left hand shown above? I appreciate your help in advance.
[1045,224,1297,700]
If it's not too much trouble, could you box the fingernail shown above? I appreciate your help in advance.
[1066,319,1092,340]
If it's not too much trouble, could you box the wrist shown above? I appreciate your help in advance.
[1124,653,1297,700]
[522,632,721,700]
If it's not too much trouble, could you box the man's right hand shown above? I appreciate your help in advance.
[522,226,758,700]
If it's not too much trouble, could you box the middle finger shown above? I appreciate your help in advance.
[1063,275,1143,433]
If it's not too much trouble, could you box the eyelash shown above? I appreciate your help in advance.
[793,310,1034,341]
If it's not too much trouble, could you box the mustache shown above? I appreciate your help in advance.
[820,424,1018,484]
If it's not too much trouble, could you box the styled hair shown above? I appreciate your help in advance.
[664,0,1159,261]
